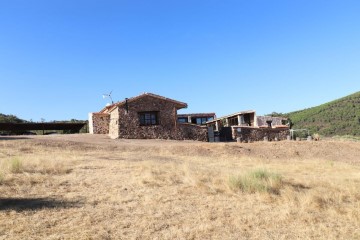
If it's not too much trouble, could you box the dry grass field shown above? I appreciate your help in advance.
[0,134,360,239]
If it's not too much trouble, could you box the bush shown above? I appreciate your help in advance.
[313,133,320,141]
[0,172,4,184]
[229,169,282,194]
[10,158,23,173]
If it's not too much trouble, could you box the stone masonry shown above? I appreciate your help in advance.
[256,116,287,127]
[111,95,179,139]
[104,94,208,141]
[176,123,208,141]
[89,113,110,134]
[232,126,290,142]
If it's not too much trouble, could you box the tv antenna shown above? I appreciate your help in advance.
[102,91,114,104]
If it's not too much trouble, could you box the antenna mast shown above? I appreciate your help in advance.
[102,91,114,104]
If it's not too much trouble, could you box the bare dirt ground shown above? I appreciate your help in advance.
[0,134,359,239]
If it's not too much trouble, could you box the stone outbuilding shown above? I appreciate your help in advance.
[206,111,290,142]
[89,93,208,141]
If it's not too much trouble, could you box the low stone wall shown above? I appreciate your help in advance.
[232,126,289,142]
[115,120,208,141]
[90,113,110,134]
[176,123,208,141]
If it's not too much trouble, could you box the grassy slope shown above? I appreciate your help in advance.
[0,113,26,123]
[286,91,360,136]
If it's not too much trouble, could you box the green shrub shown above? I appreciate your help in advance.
[229,169,282,194]
[10,158,23,173]
[0,172,4,184]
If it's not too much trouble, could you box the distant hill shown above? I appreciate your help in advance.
[0,113,26,123]
[275,91,360,136]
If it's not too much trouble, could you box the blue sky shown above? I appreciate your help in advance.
[1,0,360,121]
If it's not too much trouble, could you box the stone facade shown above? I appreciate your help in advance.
[232,126,290,142]
[256,116,287,127]
[89,113,110,134]
[176,123,208,141]
[112,95,178,139]
[89,93,210,141]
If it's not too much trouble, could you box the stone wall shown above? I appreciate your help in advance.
[90,113,110,134]
[114,95,180,139]
[176,123,208,141]
[232,126,290,142]
[109,95,209,141]
[256,116,286,127]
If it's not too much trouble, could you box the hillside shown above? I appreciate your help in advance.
[0,113,26,123]
[285,91,360,136]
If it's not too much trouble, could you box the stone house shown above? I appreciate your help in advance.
[89,93,208,141]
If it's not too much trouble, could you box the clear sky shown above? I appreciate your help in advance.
[1,0,360,121]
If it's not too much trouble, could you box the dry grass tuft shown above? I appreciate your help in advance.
[0,171,4,185]
[24,159,73,175]
[229,169,283,194]
[313,133,320,141]
[2,157,72,176]
[9,157,24,173]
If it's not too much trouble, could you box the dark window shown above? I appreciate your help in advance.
[191,117,212,125]
[244,114,251,126]
[196,117,208,125]
[178,117,188,123]
[266,120,272,128]
[139,112,159,126]
[228,117,238,126]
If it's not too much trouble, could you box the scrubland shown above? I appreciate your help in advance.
[0,134,360,239]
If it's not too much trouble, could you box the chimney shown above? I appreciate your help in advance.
[125,98,129,113]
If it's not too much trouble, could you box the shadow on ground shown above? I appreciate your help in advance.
[0,197,83,211]
[0,136,31,141]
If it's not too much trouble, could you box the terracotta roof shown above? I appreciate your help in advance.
[99,92,188,113]
[99,104,115,113]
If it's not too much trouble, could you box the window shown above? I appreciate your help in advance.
[196,117,209,125]
[266,120,272,128]
[191,117,212,125]
[139,112,159,126]
[228,117,238,126]
[178,117,188,123]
